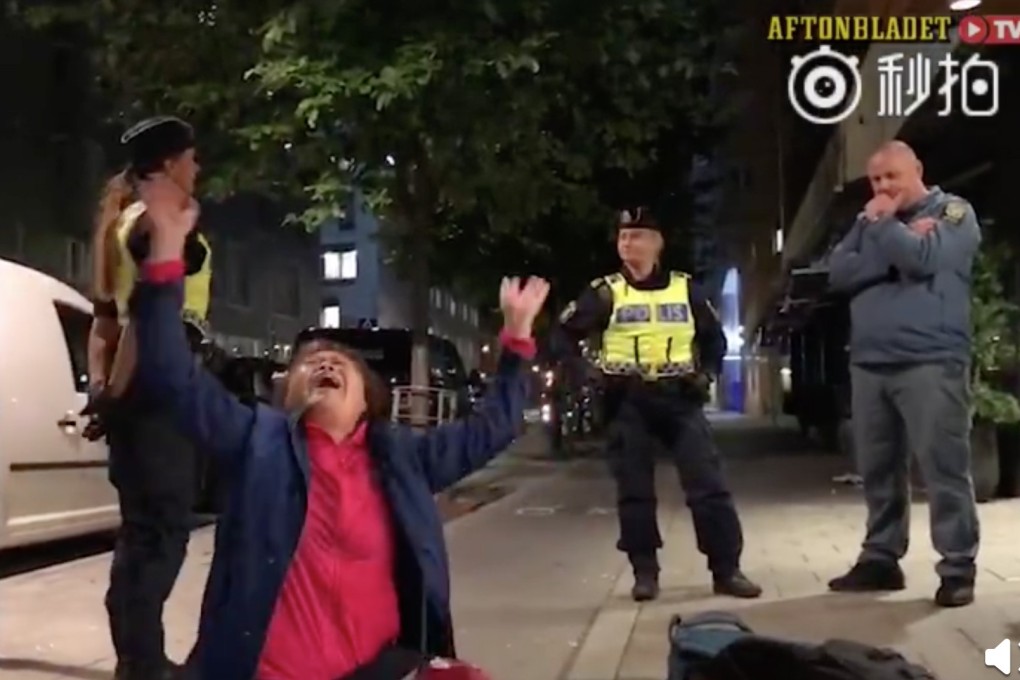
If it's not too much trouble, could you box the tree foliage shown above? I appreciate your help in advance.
[19,0,738,385]
[21,0,737,280]
[971,247,1020,424]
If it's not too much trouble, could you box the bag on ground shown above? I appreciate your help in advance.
[668,611,937,680]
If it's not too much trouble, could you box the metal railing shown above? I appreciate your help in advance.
[390,386,460,427]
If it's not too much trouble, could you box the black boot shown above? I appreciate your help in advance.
[629,553,660,602]
[828,560,905,592]
[632,571,660,601]
[935,577,974,608]
[713,571,762,599]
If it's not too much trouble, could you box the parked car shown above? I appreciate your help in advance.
[0,258,119,549]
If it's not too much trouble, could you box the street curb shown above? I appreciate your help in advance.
[561,559,635,680]
[559,499,687,680]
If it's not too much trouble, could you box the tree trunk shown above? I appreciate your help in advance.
[393,147,438,427]
[409,217,431,427]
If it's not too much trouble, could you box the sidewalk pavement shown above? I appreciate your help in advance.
[5,418,1020,680]
[565,419,1020,680]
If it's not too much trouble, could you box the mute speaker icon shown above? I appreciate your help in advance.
[985,638,1012,676]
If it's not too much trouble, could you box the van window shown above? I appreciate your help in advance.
[54,302,92,394]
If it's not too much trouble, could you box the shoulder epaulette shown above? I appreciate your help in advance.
[670,270,690,279]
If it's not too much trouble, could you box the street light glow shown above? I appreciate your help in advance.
[948,0,981,9]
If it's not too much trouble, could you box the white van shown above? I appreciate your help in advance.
[0,258,119,549]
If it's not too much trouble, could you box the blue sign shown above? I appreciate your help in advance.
[615,304,651,323]
[656,303,689,323]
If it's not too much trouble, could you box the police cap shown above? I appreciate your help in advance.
[617,206,662,234]
[121,116,195,178]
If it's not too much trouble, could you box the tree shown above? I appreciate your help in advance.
[20,0,738,398]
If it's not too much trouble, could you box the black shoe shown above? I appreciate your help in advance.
[828,560,905,592]
[935,577,974,608]
[631,571,660,602]
[713,571,762,599]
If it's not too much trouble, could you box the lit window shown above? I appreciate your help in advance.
[322,252,341,279]
[340,250,358,280]
[323,249,358,280]
[321,305,341,328]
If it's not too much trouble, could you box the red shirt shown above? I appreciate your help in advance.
[256,421,401,680]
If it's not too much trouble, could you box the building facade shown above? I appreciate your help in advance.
[318,195,484,370]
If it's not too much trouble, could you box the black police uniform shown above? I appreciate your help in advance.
[93,231,211,680]
[551,267,762,601]
[87,117,203,680]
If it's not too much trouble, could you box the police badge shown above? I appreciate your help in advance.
[944,201,967,224]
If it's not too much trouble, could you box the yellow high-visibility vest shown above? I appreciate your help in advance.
[113,201,212,332]
[598,271,697,380]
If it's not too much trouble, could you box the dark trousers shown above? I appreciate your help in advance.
[106,405,196,671]
[851,361,979,579]
[606,381,743,578]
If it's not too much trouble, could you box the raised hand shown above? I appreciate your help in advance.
[138,174,199,249]
[499,276,550,338]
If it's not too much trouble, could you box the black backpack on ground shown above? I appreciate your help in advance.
[669,611,937,680]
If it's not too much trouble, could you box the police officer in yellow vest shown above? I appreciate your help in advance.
[551,208,761,602]
[86,116,207,680]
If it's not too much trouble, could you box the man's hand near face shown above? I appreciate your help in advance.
[864,193,900,222]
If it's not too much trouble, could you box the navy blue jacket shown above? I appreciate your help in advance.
[130,279,530,680]
[828,187,980,365]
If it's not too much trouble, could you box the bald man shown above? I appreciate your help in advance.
[827,141,981,608]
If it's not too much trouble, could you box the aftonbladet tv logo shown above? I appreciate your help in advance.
[959,15,1020,44]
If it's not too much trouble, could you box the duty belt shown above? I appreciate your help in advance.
[599,360,695,380]
[182,310,211,341]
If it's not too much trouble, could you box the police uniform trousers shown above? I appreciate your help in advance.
[604,377,743,578]
[105,380,196,672]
